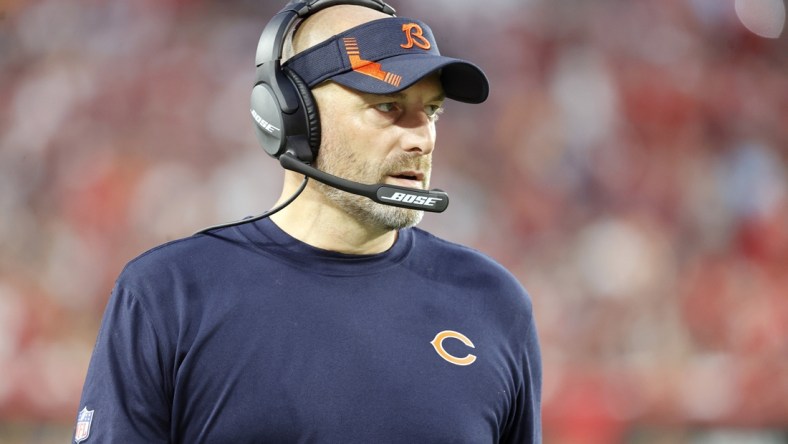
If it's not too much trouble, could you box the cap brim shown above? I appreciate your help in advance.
[330,54,489,104]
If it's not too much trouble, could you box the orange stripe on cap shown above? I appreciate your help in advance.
[343,37,402,87]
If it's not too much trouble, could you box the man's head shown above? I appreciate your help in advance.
[253,1,489,231]
[286,6,445,229]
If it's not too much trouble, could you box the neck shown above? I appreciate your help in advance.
[270,174,398,255]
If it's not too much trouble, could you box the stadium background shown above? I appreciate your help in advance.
[0,0,786,442]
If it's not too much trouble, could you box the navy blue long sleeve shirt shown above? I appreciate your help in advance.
[76,218,541,443]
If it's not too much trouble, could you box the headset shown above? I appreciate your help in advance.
[198,0,446,235]
[251,0,450,211]
[251,0,396,164]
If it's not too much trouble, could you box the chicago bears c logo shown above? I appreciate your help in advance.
[430,330,476,366]
[400,23,431,50]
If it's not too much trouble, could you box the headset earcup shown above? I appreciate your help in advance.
[284,67,321,161]
[251,82,287,158]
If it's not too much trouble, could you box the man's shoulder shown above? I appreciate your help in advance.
[410,228,534,326]
[411,228,507,269]
[410,228,525,291]
[124,233,207,270]
[117,226,250,289]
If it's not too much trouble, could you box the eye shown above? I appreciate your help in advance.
[426,104,444,121]
[374,102,397,113]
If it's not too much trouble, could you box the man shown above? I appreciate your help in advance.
[75,1,541,443]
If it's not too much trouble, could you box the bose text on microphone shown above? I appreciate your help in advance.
[279,152,449,212]
[250,0,490,214]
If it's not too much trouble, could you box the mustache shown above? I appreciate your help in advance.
[379,155,432,177]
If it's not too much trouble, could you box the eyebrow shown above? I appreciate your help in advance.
[369,91,446,103]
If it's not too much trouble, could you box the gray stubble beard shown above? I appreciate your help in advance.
[315,144,427,231]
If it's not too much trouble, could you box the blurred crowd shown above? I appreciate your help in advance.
[0,0,786,442]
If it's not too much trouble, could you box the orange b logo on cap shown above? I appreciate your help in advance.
[401,23,431,50]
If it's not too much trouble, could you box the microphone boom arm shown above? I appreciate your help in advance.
[279,152,449,212]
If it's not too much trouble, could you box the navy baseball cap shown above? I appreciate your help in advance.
[284,17,489,104]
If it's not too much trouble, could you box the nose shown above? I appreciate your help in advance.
[400,109,436,156]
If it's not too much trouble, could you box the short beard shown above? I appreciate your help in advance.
[315,146,428,231]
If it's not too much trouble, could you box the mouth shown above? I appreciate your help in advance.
[386,171,425,188]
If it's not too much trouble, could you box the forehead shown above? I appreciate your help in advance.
[344,72,445,102]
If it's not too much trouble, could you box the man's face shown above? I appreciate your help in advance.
[313,74,445,230]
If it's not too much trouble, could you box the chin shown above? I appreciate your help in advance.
[369,205,424,230]
[347,197,424,230]
[321,183,424,230]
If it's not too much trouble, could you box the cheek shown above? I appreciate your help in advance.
[320,119,391,167]
[312,89,394,170]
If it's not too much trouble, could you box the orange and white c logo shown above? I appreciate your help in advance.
[400,23,431,50]
[430,330,476,366]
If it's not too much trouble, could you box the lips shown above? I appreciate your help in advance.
[387,170,425,188]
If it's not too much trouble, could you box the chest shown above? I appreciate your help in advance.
[168,277,520,443]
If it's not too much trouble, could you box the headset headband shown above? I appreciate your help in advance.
[254,0,397,119]
[251,0,488,162]
[256,0,396,67]
[246,0,488,216]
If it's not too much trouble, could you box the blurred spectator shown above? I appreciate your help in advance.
[0,0,786,442]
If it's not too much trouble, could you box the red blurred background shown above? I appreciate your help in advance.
[0,0,786,442]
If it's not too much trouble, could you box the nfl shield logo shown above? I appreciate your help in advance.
[74,407,94,443]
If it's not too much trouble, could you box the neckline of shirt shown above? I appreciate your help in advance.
[238,218,414,276]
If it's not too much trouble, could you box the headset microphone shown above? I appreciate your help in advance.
[279,151,449,212]
[245,0,488,221]
[197,0,492,234]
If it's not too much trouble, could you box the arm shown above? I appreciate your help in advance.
[502,310,543,444]
[75,283,172,443]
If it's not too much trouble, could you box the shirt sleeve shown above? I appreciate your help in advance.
[502,309,543,444]
[75,282,172,443]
